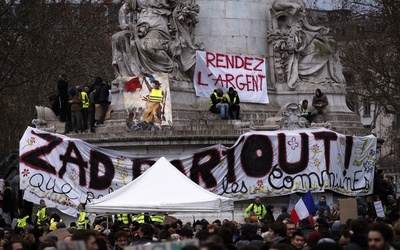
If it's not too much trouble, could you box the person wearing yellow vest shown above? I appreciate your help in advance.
[244,196,266,221]
[133,213,151,224]
[77,203,91,229]
[132,213,163,224]
[115,214,131,225]
[35,199,49,226]
[49,212,63,231]
[150,214,164,224]
[141,76,164,127]
[300,99,316,124]
[209,88,229,119]
[225,87,240,120]
[81,85,90,130]
[16,208,32,229]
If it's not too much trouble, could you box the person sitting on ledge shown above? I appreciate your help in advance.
[226,87,241,120]
[311,89,329,123]
[300,99,316,124]
[209,88,229,120]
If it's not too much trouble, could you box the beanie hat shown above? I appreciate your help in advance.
[69,87,76,94]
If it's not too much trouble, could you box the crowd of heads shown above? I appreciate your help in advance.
[0,167,398,250]
[0,195,399,250]
[234,172,400,250]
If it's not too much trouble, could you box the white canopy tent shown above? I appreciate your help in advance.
[86,157,234,214]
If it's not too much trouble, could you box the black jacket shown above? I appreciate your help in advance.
[97,83,110,103]
[57,79,69,101]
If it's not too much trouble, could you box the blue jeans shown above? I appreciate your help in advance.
[216,103,229,118]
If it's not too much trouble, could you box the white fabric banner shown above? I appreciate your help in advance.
[193,51,269,104]
[20,127,376,216]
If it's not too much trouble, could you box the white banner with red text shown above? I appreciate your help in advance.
[20,127,376,216]
[193,51,269,104]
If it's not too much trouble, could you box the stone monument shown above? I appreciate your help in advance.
[31,0,370,222]
[63,0,367,148]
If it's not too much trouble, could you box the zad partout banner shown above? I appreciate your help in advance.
[20,127,376,216]
[193,51,269,104]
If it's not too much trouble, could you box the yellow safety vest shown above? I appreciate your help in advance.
[133,213,145,224]
[210,92,219,106]
[301,108,309,114]
[151,214,164,223]
[245,203,266,220]
[149,89,163,102]
[17,215,30,229]
[50,218,63,231]
[116,214,130,225]
[225,93,237,104]
[81,91,89,108]
[78,211,90,229]
[36,207,48,225]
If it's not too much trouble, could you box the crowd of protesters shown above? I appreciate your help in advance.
[0,207,398,250]
[0,168,399,250]
[53,74,111,134]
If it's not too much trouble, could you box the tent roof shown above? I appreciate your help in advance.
[86,157,234,214]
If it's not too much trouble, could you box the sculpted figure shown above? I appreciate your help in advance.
[269,0,346,88]
[112,0,201,80]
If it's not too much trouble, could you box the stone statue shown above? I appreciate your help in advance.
[250,102,331,131]
[268,0,346,88]
[32,106,66,133]
[112,0,202,81]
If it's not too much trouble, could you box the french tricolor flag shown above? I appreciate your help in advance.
[290,191,316,224]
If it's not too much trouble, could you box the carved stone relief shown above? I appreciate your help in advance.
[268,0,346,89]
[111,0,203,81]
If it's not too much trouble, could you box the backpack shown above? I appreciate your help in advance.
[250,203,265,215]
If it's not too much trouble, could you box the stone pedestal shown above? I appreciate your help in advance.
[192,0,364,134]
[67,0,369,152]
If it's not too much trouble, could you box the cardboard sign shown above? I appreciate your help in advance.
[374,201,385,218]
[95,104,113,120]
[339,199,357,225]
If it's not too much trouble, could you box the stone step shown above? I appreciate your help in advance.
[68,124,368,141]
[172,125,232,131]
[173,119,251,125]
[80,116,256,133]
[110,110,126,120]
[69,129,244,140]
[95,125,127,133]
[84,106,368,140]
[67,124,369,141]
[171,109,275,122]
[330,122,364,128]
[103,119,126,126]
[94,122,247,134]
[110,108,275,124]
[94,116,366,135]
